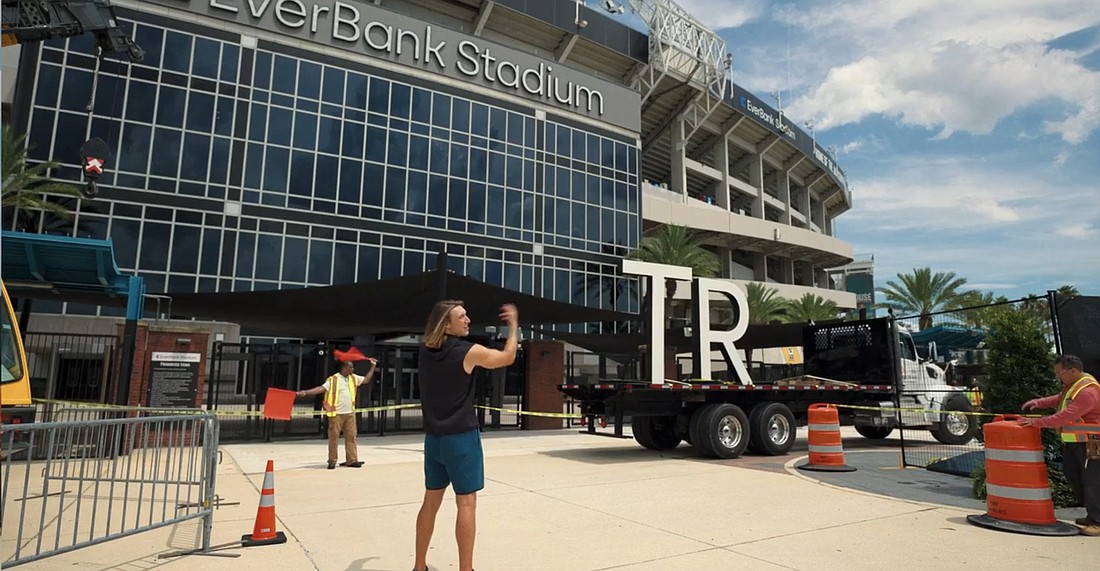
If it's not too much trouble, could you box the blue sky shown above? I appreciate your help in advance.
[591,0,1100,299]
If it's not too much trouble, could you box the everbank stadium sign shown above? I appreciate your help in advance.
[143,0,641,131]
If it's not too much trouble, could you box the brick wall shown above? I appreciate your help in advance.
[114,322,210,408]
[522,340,565,431]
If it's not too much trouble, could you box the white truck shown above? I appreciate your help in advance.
[559,262,978,458]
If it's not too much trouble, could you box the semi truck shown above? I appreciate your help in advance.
[558,261,978,459]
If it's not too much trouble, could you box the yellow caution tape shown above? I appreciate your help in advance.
[475,405,580,419]
[832,403,1040,418]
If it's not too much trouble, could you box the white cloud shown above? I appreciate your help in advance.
[1057,223,1099,239]
[732,1,1100,144]
[674,0,766,30]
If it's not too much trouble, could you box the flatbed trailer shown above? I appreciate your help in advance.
[560,381,897,458]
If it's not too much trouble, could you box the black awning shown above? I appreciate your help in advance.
[166,270,636,338]
[531,321,810,358]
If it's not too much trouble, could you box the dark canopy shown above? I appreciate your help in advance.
[163,270,635,338]
[533,321,810,357]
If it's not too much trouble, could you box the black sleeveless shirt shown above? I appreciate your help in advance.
[418,336,478,436]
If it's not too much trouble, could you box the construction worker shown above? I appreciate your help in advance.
[1019,354,1100,536]
[296,352,377,469]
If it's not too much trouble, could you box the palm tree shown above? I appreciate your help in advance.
[629,224,719,298]
[784,293,840,324]
[956,290,997,329]
[878,267,968,329]
[739,282,787,374]
[2,124,82,226]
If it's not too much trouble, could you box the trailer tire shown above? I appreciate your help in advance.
[632,416,681,451]
[854,425,893,440]
[931,395,978,445]
[694,404,750,459]
[689,407,716,457]
[748,403,796,456]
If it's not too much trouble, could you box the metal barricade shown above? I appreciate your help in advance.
[1,411,220,567]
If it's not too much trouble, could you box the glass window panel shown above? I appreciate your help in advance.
[200,228,222,275]
[449,144,468,178]
[452,98,470,132]
[134,24,164,69]
[315,155,338,199]
[380,248,402,278]
[587,206,600,245]
[389,82,411,118]
[557,126,571,158]
[180,133,210,182]
[385,167,406,211]
[91,73,124,117]
[404,250,424,275]
[486,185,504,226]
[468,147,487,181]
[431,93,450,127]
[428,175,448,217]
[296,61,321,99]
[236,232,255,278]
[363,163,384,206]
[255,234,282,280]
[346,73,368,107]
[365,125,386,162]
[155,86,186,128]
[506,156,522,189]
[467,182,486,222]
[524,117,535,148]
[35,64,62,108]
[214,96,234,136]
[447,179,466,219]
[283,237,307,282]
[600,177,614,207]
[318,116,341,155]
[221,44,240,82]
[428,139,448,174]
[488,152,505,185]
[266,107,292,146]
[244,143,263,189]
[309,240,333,284]
[289,151,314,197]
[273,55,297,94]
[466,258,484,281]
[294,113,318,149]
[470,103,488,136]
[357,245,379,281]
[248,104,267,141]
[333,243,357,284]
[110,218,141,268]
[140,222,171,271]
[149,128,182,178]
[485,261,503,286]
[162,31,192,73]
[322,67,344,104]
[342,122,364,158]
[488,108,506,142]
[253,51,272,89]
[411,88,431,123]
[587,134,600,164]
[571,171,585,202]
[507,112,523,144]
[263,147,289,193]
[368,78,389,113]
[406,171,427,213]
[555,200,570,236]
[186,92,215,132]
[385,131,407,167]
[339,160,362,204]
[192,38,220,79]
[601,208,615,244]
[616,211,628,246]
[409,135,429,171]
[628,146,638,174]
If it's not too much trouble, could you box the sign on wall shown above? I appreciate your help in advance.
[147,352,201,408]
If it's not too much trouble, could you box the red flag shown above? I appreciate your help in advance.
[334,347,369,362]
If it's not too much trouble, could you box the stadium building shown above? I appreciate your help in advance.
[2,0,854,418]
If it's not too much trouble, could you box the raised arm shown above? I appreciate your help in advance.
[463,304,518,373]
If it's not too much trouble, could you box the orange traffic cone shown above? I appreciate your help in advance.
[242,460,288,547]
[797,403,856,472]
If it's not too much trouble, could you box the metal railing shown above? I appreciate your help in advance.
[1,411,220,567]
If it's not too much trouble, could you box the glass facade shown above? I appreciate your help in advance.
[19,13,641,324]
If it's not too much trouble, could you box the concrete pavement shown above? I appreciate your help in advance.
[8,428,1095,570]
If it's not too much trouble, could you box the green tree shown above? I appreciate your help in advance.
[2,124,82,224]
[878,267,968,329]
[783,293,840,324]
[971,310,1075,506]
[629,224,719,298]
[956,290,997,329]
[738,283,787,375]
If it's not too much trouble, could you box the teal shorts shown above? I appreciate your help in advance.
[424,428,484,495]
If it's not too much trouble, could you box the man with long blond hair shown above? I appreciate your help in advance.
[413,300,518,571]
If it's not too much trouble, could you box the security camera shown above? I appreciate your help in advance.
[576,18,588,28]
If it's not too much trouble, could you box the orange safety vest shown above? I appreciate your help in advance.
[1057,374,1100,443]
[323,374,358,418]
